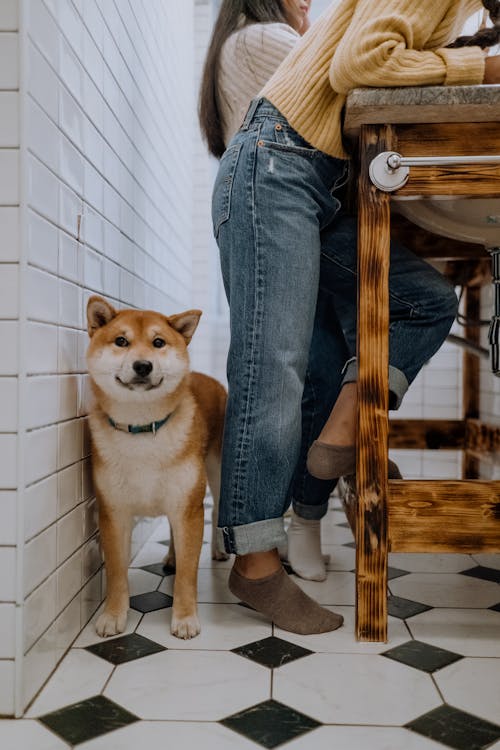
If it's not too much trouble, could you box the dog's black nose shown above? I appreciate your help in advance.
[133,360,153,377]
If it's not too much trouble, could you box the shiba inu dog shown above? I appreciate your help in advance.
[86,296,227,639]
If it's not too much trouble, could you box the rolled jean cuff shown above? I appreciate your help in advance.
[217,517,287,555]
[340,357,409,410]
[292,498,329,521]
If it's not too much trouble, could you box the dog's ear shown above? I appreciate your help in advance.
[87,296,117,337]
[168,309,202,345]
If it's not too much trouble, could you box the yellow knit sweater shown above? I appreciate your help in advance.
[261,0,486,158]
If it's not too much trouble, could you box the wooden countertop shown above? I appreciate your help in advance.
[344,84,500,135]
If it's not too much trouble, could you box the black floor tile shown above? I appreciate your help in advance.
[232,636,313,669]
[387,595,432,619]
[85,633,166,665]
[220,699,320,749]
[39,695,139,746]
[387,566,411,581]
[461,566,500,584]
[129,590,173,613]
[140,562,175,576]
[406,704,500,750]
[382,639,462,673]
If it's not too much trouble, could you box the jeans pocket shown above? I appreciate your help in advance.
[257,121,318,158]
[212,143,242,238]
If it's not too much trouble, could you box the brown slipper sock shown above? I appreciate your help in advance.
[307,441,402,480]
[229,566,343,635]
[306,442,355,480]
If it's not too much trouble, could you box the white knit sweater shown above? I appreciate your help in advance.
[217,21,299,147]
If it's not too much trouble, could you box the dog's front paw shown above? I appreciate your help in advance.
[171,612,201,639]
[95,610,128,637]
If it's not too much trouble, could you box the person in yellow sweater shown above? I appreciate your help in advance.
[208,0,500,635]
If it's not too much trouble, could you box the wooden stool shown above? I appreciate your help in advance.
[342,87,500,642]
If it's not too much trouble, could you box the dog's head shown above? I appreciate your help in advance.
[86,296,201,401]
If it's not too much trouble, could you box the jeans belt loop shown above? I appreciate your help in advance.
[241,98,262,131]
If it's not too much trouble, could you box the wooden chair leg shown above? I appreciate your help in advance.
[355,125,392,642]
[463,285,481,479]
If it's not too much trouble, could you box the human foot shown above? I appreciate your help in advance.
[287,511,326,581]
[307,442,402,481]
[229,566,343,634]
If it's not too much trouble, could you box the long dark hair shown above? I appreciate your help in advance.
[447,0,500,48]
[198,0,288,158]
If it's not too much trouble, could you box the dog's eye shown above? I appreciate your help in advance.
[114,336,129,347]
[152,338,166,348]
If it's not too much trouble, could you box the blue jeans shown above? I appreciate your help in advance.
[212,99,458,554]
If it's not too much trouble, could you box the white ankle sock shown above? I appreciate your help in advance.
[287,510,326,581]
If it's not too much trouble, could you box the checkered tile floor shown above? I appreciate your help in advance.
[2,496,500,750]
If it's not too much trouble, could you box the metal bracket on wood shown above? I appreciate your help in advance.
[369,151,500,193]
[488,247,500,377]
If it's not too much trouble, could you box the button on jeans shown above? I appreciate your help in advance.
[212,99,458,554]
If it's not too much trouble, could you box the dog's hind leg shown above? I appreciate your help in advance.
[169,494,204,639]
[95,505,132,637]
[205,450,229,561]
[163,522,176,570]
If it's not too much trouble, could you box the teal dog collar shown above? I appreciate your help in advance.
[108,414,171,435]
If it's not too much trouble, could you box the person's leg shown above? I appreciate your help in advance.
[286,290,348,579]
[307,211,458,479]
[213,100,345,632]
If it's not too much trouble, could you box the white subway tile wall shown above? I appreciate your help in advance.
[0,0,196,715]
[188,0,229,382]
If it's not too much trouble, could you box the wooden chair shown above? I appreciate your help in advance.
[342,87,500,642]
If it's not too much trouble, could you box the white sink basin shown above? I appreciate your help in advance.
[394,197,500,249]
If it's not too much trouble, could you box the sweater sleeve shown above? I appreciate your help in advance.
[239,23,300,88]
[329,0,485,94]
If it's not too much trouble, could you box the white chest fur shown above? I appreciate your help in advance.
[89,401,204,517]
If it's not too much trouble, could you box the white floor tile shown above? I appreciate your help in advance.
[78,720,258,749]
[292,571,355,606]
[320,521,353,546]
[273,653,441,724]
[283,725,450,749]
[0,719,68,749]
[471,553,500,570]
[388,553,475,574]
[274,607,410,654]
[159,568,239,604]
[127,568,162,596]
[137,603,271,650]
[323,544,356,572]
[435,657,500,725]
[198,544,233,568]
[408,607,500,657]
[104,650,270,720]
[390,572,500,608]
[73,602,142,648]
[147,519,170,542]
[26,649,113,717]
[129,541,170,568]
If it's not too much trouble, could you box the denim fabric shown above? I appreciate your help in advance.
[212,99,458,551]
